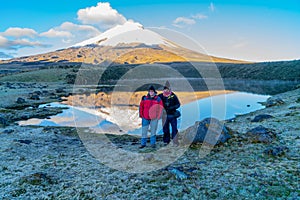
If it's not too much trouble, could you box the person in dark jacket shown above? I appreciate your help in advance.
[159,81,181,145]
[139,85,163,148]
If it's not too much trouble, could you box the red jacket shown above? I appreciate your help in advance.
[139,94,163,120]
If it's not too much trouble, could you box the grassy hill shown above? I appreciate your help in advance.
[1,60,299,83]
[217,60,300,81]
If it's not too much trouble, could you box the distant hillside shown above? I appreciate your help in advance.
[1,60,299,84]
[217,60,300,81]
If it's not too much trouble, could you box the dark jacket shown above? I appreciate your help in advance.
[139,94,163,120]
[158,92,180,116]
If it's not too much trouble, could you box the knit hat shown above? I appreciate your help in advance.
[163,81,171,90]
[149,85,156,93]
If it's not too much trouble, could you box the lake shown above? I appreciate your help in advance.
[19,91,270,135]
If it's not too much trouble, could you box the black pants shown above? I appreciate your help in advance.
[162,115,178,144]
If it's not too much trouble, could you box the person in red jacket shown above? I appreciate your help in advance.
[139,85,163,148]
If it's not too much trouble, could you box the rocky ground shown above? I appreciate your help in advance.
[0,83,299,199]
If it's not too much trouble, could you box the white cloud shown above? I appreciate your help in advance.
[77,2,127,28]
[173,13,208,28]
[0,3,123,57]
[40,22,101,44]
[192,14,208,20]
[0,35,9,47]
[209,2,215,12]
[173,17,196,28]
[60,22,101,37]
[1,27,38,38]
[12,39,49,48]
[61,22,92,31]
[0,35,48,50]
[40,28,73,38]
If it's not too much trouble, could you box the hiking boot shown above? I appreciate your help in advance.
[151,144,156,149]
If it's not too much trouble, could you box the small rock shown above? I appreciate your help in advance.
[168,168,189,181]
[285,111,299,117]
[33,91,42,95]
[20,172,55,186]
[143,154,155,161]
[18,139,32,145]
[29,94,40,100]
[289,106,300,110]
[225,118,235,123]
[55,88,66,93]
[264,146,289,156]
[3,129,14,134]
[265,97,284,107]
[251,114,274,122]
[20,115,30,120]
[0,116,8,128]
[246,125,277,143]
[16,97,26,104]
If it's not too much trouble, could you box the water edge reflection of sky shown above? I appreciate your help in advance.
[18,92,270,135]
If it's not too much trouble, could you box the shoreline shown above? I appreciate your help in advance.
[0,87,299,199]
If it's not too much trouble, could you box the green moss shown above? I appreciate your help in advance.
[0,108,12,113]
[11,188,27,197]
[266,186,292,197]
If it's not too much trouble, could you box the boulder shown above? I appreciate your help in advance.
[182,118,232,145]
[265,97,284,107]
[16,97,26,104]
[251,114,274,122]
[246,125,276,143]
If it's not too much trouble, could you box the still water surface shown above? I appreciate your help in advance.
[19,91,270,135]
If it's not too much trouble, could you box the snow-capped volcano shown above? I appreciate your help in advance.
[1,21,245,65]
[73,21,174,47]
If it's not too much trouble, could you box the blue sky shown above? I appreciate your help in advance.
[0,0,299,61]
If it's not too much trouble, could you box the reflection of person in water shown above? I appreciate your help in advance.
[159,81,181,146]
[139,85,163,149]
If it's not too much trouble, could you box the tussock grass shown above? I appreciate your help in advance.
[0,68,71,82]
